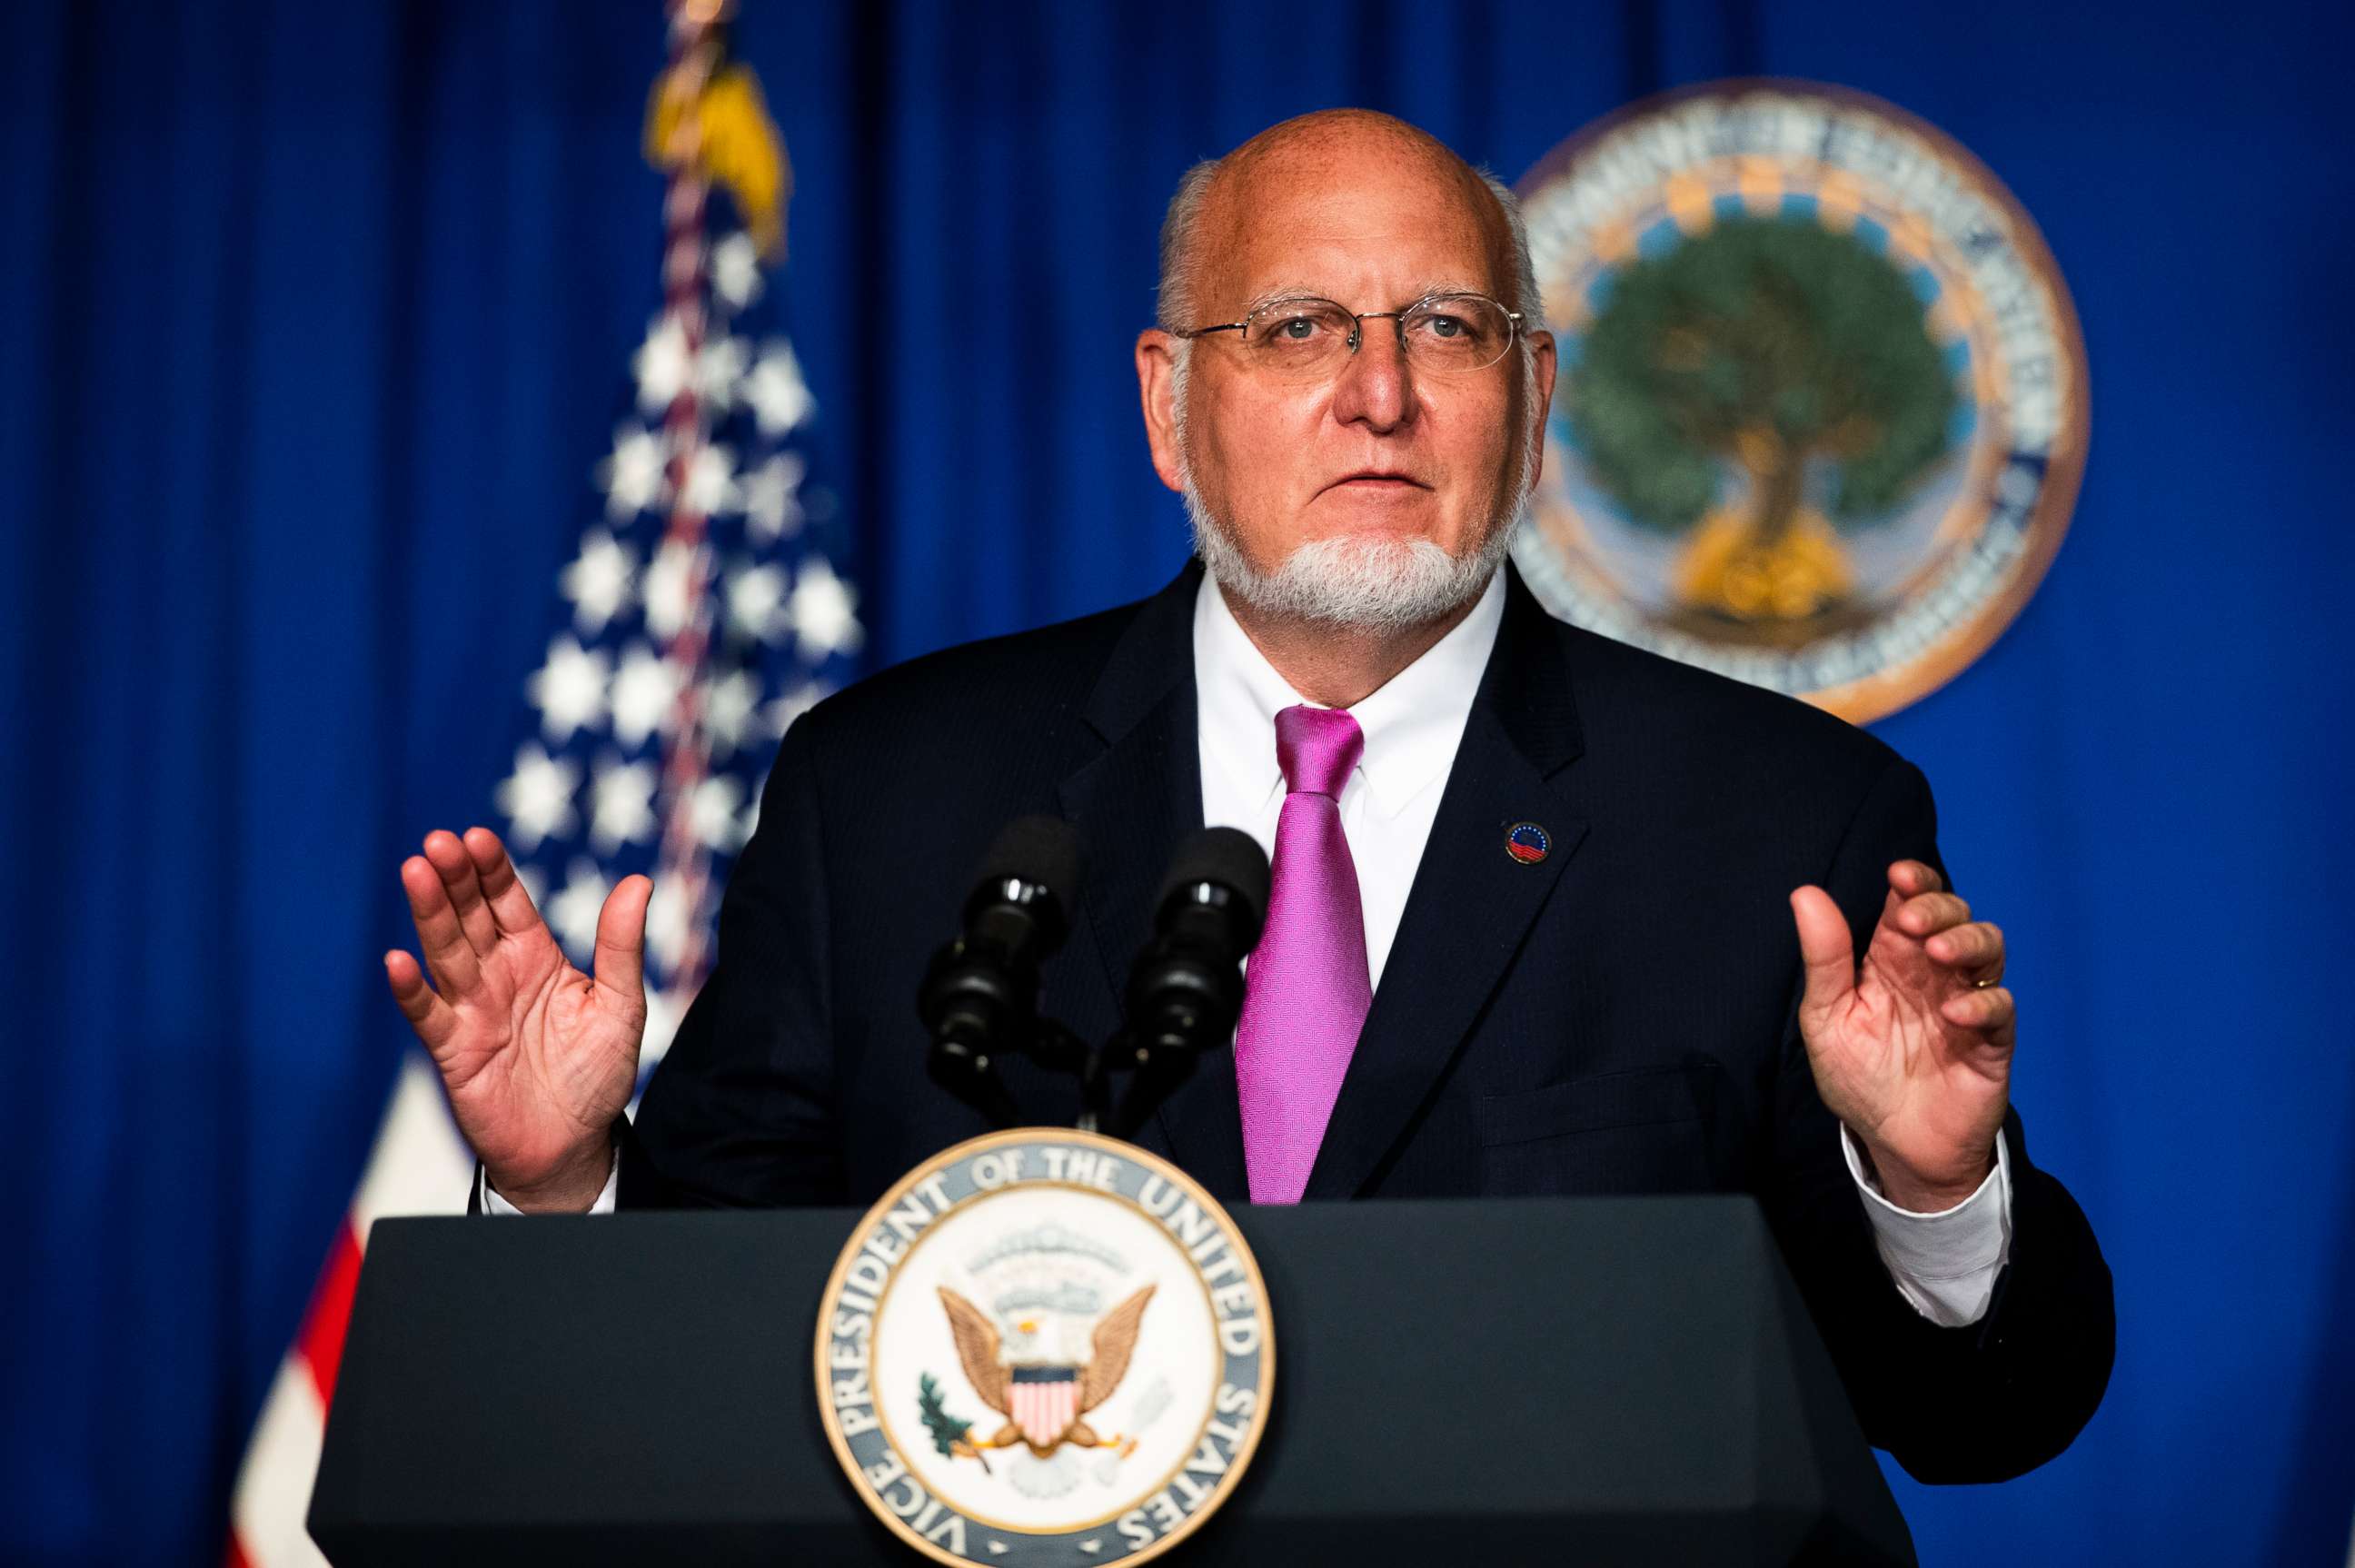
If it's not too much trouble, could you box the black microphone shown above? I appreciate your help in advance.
[1111,828,1270,1135]
[919,816,1082,1126]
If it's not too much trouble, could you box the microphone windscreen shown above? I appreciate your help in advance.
[1156,826,1271,926]
[976,815,1083,903]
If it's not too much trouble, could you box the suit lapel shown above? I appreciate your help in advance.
[1302,567,1590,1200]
[1055,561,1251,1200]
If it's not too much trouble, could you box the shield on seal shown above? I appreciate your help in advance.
[1009,1367,1080,1448]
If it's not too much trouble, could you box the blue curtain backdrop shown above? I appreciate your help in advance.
[4,1,2350,1562]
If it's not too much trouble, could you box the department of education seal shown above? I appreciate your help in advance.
[816,1130,1273,1564]
[1512,80,2088,721]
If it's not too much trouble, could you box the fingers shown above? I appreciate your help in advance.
[1788,885,1858,1017]
[422,829,498,957]
[462,826,544,936]
[1888,859,1944,897]
[1940,983,2015,1036]
[1927,920,2005,977]
[1888,889,1972,938]
[592,875,654,1006]
[400,854,482,995]
[383,948,458,1051]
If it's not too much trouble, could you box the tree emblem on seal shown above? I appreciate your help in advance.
[1568,215,1957,634]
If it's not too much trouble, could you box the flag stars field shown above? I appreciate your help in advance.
[690,775,749,853]
[527,635,611,744]
[728,561,792,644]
[700,668,761,758]
[678,442,741,517]
[742,451,806,541]
[493,742,580,853]
[789,558,861,661]
[597,423,669,519]
[631,313,694,412]
[610,644,682,749]
[642,540,706,641]
[589,757,661,854]
[763,680,828,740]
[560,527,637,635]
[743,341,814,434]
[710,232,764,311]
[545,858,611,962]
[695,332,749,412]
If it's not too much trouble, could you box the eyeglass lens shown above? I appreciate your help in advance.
[1239,295,1515,377]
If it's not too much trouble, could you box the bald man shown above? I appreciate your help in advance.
[389,111,2112,1484]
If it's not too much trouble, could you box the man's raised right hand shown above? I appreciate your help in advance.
[383,827,651,1212]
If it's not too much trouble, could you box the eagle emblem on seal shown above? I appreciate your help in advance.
[930,1284,1156,1461]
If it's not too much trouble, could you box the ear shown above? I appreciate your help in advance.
[1522,327,1557,488]
[1135,329,1187,495]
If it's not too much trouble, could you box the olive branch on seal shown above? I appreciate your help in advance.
[918,1372,990,1474]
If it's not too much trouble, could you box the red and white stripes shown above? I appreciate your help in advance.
[225,1054,473,1568]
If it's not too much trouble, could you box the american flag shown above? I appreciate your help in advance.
[225,8,855,1563]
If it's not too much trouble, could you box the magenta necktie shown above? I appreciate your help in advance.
[1234,705,1373,1205]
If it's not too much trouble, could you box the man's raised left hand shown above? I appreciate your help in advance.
[1789,859,2013,1213]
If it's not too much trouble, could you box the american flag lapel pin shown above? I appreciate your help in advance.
[1505,821,1550,865]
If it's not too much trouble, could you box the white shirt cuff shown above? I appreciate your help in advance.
[1841,1125,2012,1327]
[479,1148,621,1216]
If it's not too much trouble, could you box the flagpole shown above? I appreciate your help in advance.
[651,0,725,999]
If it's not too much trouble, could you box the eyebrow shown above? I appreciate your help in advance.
[1237,283,1327,315]
[1238,281,1495,314]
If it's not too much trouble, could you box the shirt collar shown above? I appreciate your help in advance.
[1192,566,1505,819]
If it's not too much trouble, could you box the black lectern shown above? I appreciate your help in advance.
[310,1196,1914,1565]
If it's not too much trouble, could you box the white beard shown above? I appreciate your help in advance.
[1185,494,1516,634]
[1173,352,1539,634]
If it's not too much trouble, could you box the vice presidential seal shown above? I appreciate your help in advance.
[1512,81,2088,721]
[817,1130,1273,1563]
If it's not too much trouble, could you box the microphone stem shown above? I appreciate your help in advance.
[1075,1035,1109,1134]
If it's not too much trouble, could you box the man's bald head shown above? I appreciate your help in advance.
[1155,109,1541,334]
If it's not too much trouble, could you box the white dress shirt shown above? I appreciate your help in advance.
[496,568,2013,1328]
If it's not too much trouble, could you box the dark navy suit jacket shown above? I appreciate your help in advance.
[621,559,2114,1483]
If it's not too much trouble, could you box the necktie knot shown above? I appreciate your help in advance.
[1275,705,1363,800]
